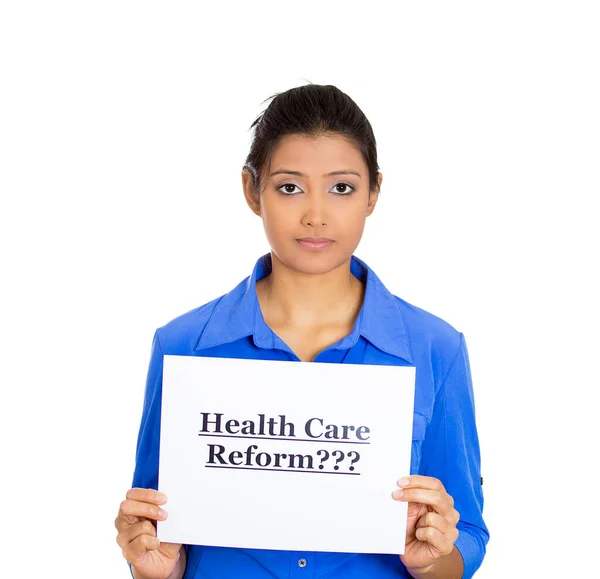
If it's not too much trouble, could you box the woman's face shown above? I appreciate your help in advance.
[242,133,381,275]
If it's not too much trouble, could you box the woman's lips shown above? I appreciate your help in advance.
[296,238,334,250]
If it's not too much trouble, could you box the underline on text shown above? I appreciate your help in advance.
[205,465,361,475]
[197,433,370,444]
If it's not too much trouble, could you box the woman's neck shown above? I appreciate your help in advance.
[256,252,365,330]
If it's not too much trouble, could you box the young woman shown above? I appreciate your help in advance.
[115,84,489,579]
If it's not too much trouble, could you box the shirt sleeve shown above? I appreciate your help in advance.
[127,331,163,578]
[130,331,193,577]
[419,333,489,579]
[132,330,164,491]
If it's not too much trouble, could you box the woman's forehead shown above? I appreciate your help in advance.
[268,133,365,170]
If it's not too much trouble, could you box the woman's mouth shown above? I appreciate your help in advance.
[296,238,334,251]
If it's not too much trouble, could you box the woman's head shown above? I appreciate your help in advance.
[242,84,382,276]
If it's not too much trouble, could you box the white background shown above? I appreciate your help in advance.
[1,1,598,577]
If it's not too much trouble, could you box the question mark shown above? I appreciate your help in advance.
[316,449,329,470]
[332,450,345,471]
[347,451,360,471]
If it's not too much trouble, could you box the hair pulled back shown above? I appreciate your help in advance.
[243,84,380,196]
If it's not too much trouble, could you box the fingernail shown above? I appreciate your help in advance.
[157,492,168,503]
[392,489,404,499]
[397,478,410,487]
[158,508,168,520]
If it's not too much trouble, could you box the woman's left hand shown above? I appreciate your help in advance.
[392,475,460,574]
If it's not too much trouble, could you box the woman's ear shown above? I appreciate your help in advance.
[242,169,261,216]
[366,172,383,216]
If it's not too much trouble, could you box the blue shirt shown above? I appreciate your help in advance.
[132,253,489,579]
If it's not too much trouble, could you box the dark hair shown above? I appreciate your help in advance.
[243,83,380,196]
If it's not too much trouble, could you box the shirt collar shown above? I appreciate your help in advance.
[195,253,413,363]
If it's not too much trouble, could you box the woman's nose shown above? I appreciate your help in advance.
[301,190,327,227]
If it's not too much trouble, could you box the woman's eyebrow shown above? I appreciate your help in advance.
[270,169,361,178]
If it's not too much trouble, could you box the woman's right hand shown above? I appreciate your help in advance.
[115,488,183,579]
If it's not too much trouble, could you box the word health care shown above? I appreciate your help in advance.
[198,412,371,475]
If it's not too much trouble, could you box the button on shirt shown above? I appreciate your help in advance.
[132,253,489,579]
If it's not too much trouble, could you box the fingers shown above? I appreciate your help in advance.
[397,475,447,492]
[394,488,454,516]
[116,519,157,550]
[393,476,460,561]
[115,488,175,568]
[414,524,458,555]
[392,476,455,517]
[416,511,453,535]
[115,489,169,532]
[417,509,460,531]
[127,488,169,505]
[415,511,459,553]
[117,498,168,526]
[126,532,162,560]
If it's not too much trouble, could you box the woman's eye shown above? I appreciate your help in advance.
[331,183,354,195]
[277,183,302,195]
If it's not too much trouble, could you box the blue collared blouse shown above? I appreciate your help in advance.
[131,253,489,578]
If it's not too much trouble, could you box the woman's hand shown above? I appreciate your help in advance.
[392,475,460,575]
[115,488,183,579]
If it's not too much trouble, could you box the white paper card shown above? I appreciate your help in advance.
[158,355,416,555]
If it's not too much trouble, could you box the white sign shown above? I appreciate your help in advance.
[158,355,416,555]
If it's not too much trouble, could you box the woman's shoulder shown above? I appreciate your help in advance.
[359,255,465,361]
[391,293,464,362]
[153,296,223,354]
[151,274,251,354]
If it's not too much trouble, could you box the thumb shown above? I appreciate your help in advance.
[407,501,423,518]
